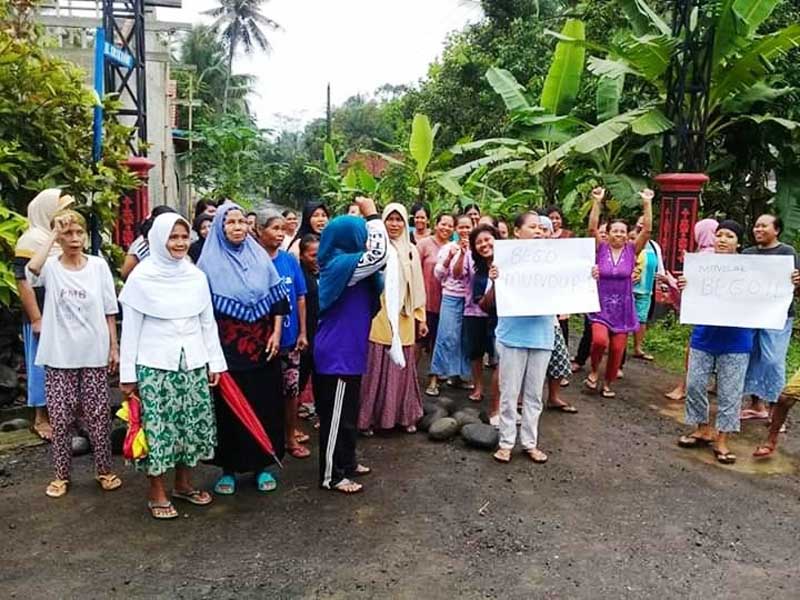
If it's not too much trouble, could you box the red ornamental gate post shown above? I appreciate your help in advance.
[115,156,155,250]
[654,173,709,274]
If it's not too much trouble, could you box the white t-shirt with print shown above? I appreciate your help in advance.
[32,255,119,368]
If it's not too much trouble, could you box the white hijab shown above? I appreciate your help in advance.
[119,213,211,319]
[14,189,74,258]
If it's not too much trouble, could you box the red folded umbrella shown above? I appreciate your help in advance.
[218,372,283,468]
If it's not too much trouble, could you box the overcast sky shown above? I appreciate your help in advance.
[158,1,481,132]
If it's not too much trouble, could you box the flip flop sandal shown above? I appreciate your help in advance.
[288,445,311,458]
[741,410,769,420]
[351,464,372,477]
[548,404,578,414]
[713,449,737,464]
[424,385,440,397]
[560,378,570,388]
[214,474,236,495]
[525,448,548,464]
[633,353,655,361]
[359,429,375,438]
[601,388,616,399]
[148,501,178,520]
[256,471,277,492]
[492,448,511,463]
[294,432,310,444]
[753,444,776,458]
[583,377,598,391]
[405,425,417,433]
[172,489,213,506]
[678,435,712,448]
[45,479,69,498]
[332,478,363,494]
[95,473,122,491]
[468,393,483,402]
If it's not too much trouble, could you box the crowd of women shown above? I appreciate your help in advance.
[11,184,800,518]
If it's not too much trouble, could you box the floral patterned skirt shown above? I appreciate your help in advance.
[134,357,216,477]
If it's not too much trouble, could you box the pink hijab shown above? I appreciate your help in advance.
[694,218,718,253]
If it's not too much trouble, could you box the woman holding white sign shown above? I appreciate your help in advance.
[488,211,553,464]
[585,188,653,398]
[676,220,753,464]
[740,214,800,421]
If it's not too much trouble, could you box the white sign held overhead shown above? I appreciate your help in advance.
[493,239,600,317]
[680,253,794,330]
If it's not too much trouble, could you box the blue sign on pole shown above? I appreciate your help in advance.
[92,26,105,163]
[104,42,135,69]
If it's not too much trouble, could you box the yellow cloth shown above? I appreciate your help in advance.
[784,368,800,400]
[370,295,425,346]
[369,203,426,346]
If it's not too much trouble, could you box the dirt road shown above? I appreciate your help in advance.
[1,357,798,599]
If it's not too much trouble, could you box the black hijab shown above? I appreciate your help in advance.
[290,201,329,249]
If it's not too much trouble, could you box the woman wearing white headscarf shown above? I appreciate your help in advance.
[13,189,74,440]
[119,213,227,519]
[358,203,427,435]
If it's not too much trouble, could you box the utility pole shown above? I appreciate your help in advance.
[326,82,332,144]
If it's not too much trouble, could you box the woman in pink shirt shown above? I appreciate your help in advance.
[416,214,455,394]
[427,214,474,396]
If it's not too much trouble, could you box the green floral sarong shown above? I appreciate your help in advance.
[135,357,216,476]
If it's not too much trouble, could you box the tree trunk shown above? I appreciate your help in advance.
[222,32,236,114]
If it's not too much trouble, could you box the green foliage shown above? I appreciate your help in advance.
[0,0,139,306]
[189,113,270,204]
[0,204,27,306]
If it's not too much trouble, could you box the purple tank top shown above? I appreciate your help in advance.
[589,242,639,333]
[314,281,374,376]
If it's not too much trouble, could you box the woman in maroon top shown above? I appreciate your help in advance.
[547,206,574,239]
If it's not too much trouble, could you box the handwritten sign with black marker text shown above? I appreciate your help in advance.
[680,253,794,329]
[494,239,599,317]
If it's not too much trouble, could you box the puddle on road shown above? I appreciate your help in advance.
[650,399,797,476]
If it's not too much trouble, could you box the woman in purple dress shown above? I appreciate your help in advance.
[585,187,653,398]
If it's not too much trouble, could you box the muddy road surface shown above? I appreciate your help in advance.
[2,357,799,599]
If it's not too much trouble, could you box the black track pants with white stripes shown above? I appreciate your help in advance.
[314,374,361,488]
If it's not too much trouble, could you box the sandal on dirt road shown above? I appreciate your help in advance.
[753,443,776,459]
[713,448,737,464]
[677,435,712,449]
[95,473,122,491]
[148,501,178,520]
[525,448,548,464]
[45,479,69,498]
[172,489,213,506]
[331,478,363,494]
[493,448,512,463]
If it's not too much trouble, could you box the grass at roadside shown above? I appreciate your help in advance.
[571,313,800,377]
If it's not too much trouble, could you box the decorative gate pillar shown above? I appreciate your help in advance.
[654,173,708,274]
[115,156,155,250]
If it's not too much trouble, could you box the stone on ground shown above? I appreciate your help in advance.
[461,423,499,449]
[452,410,482,427]
[423,399,440,415]
[71,435,90,456]
[428,417,460,441]
[437,395,458,415]
[0,417,31,432]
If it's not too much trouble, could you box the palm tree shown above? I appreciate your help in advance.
[203,0,281,113]
[178,24,256,116]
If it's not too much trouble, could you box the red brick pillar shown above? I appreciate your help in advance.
[115,156,155,250]
[654,173,709,274]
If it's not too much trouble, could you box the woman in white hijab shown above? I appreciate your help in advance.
[13,189,74,440]
[119,213,227,520]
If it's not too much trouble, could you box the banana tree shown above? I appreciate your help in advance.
[540,0,800,232]
[304,142,378,210]
[442,17,671,207]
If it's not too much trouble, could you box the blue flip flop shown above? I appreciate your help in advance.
[256,471,277,492]
[213,474,236,495]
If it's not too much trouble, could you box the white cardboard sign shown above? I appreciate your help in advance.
[493,238,600,317]
[680,252,794,330]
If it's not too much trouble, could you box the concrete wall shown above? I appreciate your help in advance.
[38,13,186,211]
